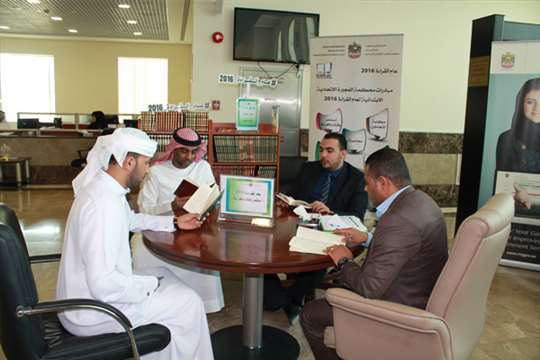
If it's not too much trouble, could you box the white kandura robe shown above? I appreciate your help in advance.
[56,171,213,360]
[135,160,224,313]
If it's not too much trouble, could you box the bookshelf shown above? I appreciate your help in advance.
[208,121,280,190]
[140,112,280,190]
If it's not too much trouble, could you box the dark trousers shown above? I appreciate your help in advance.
[263,270,326,310]
[300,298,340,360]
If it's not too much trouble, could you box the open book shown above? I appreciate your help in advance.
[182,182,222,218]
[320,215,367,232]
[289,226,344,255]
[276,193,312,209]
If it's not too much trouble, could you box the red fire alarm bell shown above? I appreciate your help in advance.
[212,32,224,43]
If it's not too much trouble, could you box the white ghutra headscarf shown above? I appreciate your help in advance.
[72,128,157,196]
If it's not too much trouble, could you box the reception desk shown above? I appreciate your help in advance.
[0,130,98,185]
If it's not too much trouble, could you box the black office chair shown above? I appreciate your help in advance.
[0,204,171,360]
[279,156,307,195]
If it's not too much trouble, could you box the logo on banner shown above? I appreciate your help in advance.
[316,63,333,79]
[348,42,362,59]
[501,52,515,69]
[316,108,343,133]
[365,108,389,141]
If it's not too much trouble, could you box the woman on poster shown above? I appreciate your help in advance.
[496,77,540,211]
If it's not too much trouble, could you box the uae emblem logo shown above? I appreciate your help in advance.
[501,52,515,69]
[348,42,362,59]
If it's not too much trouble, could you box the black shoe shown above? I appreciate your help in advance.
[284,303,302,325]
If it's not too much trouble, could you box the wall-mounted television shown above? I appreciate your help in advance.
[233,8,319,64]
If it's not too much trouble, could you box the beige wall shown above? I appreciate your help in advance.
[192,0,540,133]
[0,37,192,114]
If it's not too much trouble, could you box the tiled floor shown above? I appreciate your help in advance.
[0,189,539,359]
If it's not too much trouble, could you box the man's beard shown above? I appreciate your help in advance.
[127,167,143,190]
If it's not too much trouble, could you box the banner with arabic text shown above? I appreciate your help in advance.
[309,35,403,168]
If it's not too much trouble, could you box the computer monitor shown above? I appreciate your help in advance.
[105,114,119,125]
[17,118,40,129]
[124,119,138,128]
[54,117,63,128]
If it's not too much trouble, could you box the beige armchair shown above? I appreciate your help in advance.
[324,193,514,360]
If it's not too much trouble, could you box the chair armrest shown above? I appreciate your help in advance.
[325,288,453,360]
[16,298,140,360]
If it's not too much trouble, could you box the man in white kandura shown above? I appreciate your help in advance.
[56,128,214,360]
[134,127,224,313]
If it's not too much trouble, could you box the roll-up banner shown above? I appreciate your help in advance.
[479,41,540,271]
[309,34,403,168]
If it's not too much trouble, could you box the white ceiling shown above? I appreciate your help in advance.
[0,0,191,42]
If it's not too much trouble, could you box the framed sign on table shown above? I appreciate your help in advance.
[218,174,274,227]
[236,98,260,131]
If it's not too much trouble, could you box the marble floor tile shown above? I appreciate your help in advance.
[0,190,539,360]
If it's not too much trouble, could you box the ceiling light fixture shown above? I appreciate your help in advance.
[133,32,142,36]
[27,0,41,4]
[0,26,10,30]
[51,16,62,21]
[127,20,137,24]
[118,4,130,9]
[68,29,78,33]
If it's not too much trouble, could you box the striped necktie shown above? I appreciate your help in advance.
[320,173,331,203]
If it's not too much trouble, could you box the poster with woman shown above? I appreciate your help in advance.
[479,41,540,270]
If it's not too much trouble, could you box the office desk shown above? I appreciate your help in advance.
[143,208,342,360]
[0,157,31,188]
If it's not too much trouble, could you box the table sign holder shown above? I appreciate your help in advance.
[236,97,260,131]
[218,175,274,228]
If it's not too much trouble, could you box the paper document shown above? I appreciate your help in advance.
[320,215,367,232]
[289,226,344,255]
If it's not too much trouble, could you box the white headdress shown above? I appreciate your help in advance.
[72,128,157,196]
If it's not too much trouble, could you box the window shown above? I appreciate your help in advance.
[118,57,168,114]
[0,53,56,122]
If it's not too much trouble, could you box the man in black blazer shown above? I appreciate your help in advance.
[264,133,368,322]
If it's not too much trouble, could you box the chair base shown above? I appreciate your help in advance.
[211,325,299,360]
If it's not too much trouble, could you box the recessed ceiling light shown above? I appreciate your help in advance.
[51,16,62,21]
[133,32,142,36]
[118,4,130,9]
[68,29,78,33]
[27,0,40,4]
[127,20,137,24]
[0,26,10,30]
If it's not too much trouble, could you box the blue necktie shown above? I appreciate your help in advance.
[320,173,331,203]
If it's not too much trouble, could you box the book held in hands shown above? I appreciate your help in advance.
[175,178,221,218]
[276,193,312,208]
[289,226,345,255]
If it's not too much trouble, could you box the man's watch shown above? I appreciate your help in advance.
[336,257,352,270]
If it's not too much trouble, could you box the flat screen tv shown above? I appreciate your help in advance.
[233,8,319,64]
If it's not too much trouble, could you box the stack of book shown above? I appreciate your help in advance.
[148,133,172,152]
[183,111,209,132]
[256,165,277,178]
[213,135,277,162]
[155,111,182,132]
[212,165,257,183]
[139,112,155,132]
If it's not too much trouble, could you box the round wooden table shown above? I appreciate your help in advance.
[143,207,340,360]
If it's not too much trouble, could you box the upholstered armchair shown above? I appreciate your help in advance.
[323,193,514,360]
[0,204,171,359]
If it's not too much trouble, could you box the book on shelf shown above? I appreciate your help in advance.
[289,226,345,255]
[319,214,367,232]
[276,193,311,208]
[183,182,222,218]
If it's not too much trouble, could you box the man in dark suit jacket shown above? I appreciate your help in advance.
[300,147,448,360]
[264,133,368,322]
